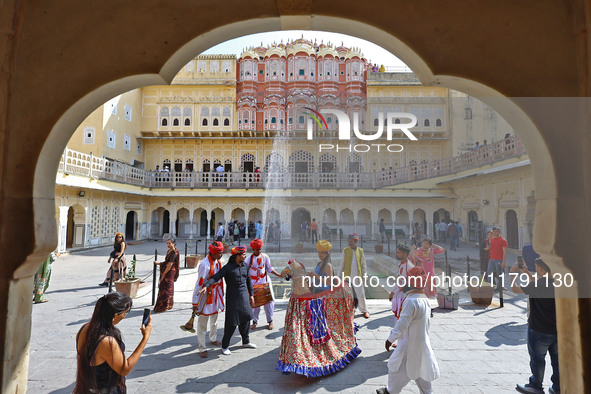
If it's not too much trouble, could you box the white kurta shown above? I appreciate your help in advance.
[246,253,275,323]
[192,255,225,316]
[387,293,440,381]
[391,260,414,320]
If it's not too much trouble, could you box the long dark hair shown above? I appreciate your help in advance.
[74,292,132,393]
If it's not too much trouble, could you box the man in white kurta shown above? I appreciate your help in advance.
[378,266,440,394]
[192,241,225,358]
[247,239,282,330]
[390,245,414,325]
[339,233,370,318]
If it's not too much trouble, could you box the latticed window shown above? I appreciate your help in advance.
[289,150,314,173]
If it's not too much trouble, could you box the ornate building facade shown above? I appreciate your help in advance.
[57,50,531,253]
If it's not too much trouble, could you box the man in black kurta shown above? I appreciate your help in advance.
[201,245,256,355]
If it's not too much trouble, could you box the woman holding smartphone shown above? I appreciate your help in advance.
[75,292,152,393]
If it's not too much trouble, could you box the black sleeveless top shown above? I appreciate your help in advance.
[77,327,126,393]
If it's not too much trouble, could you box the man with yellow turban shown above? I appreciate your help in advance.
[247,239,282,330]
[339,233,370,318]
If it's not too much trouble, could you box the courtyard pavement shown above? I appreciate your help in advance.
[28,240,555,393]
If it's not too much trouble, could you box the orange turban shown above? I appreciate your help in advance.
[250,239,263,250]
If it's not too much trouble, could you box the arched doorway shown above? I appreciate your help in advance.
[9,6,589,392]
[162,210,170,235]
[66,206,75,248]
[291,208,311,242]
[468,210,481,242]
[506,209,519,249]
[66,204,85,248]
[125,211,136,240]
[198,210,207,236]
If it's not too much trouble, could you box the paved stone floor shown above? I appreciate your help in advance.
[28,241,554,393]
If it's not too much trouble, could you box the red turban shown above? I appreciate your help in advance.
[250,239,263,250]
[406,266,428,289]
[208,241,224,255]
[231,246,247,255]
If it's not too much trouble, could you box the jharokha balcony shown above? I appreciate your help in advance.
[58,136,526,190]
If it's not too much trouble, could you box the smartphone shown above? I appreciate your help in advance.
[517,255,524,269]
[142,308,151,327]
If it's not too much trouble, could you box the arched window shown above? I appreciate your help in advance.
[395,119,401,124]
[289,118,293,124]
[173,118,179,126]
[161,118,168,126]
[465,108,472,120]
[271,117,277,123]
[223,118,230,126]
[436,118,442,127]
[373,118,379,126]
[264,119,268,124]
[213,118,219,126]
[202,118,208,126]
[184,118,191,126]
[280,119,284,124]
[298,116,304,124]
[424,119,430,127]
[327,117,332,124]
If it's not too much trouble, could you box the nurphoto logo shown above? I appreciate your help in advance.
[304,108,419,152]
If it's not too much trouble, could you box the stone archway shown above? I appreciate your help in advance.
[2,5,589,392]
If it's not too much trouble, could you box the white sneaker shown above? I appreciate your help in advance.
[221,348,231,355]
[242,342,257,349]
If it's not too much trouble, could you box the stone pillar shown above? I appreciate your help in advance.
[84,206,91,247]
[188,210,194,240]
[205,210,211,241]
[57,206,69,253]
[1,276,33,393]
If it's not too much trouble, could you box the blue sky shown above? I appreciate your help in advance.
[202,30,409,70]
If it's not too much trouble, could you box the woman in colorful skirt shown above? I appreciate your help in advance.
[409,238,445,298]
[276,255,361,377]
[153,237,180,313]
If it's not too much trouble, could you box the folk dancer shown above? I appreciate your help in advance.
[247,239,282,330]
[199,246,256,355]
[190,241,225,358]
[390,245,414,325]
[377,266,440,394]
[339,233,370,318]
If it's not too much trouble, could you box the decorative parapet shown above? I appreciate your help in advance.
[58,136,526,190]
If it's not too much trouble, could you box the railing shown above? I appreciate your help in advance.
[58,136,526,190]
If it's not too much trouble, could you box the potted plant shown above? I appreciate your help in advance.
[223,241,230,253]
[468,276,494,306]
[185,254,202,268]
[114,257,141,298]
[294,242,304,253]
[374,243,384,253]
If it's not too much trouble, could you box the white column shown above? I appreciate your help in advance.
[205,209,211,241]
[189,209,194,239]
[57,206,69,252]
[84,206,91,247]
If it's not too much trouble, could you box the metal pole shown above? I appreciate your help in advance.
[195,239,198,255]
[497,264,504,307]
[360,235,364,249]
[108,267,114,293]
[152,249,158,306]
[339,232,342,252]
[185,242,188,268]
[467,255,471,278]
[387,236,391,256]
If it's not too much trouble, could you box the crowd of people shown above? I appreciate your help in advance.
[73,225,558,394]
